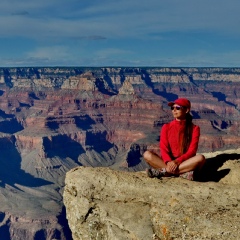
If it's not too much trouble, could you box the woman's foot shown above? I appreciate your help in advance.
[146,168,167,178]
[179,171,194,181]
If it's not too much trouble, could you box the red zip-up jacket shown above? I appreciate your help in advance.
[160,119,200,164]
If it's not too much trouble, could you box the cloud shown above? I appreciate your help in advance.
[0,0,239,67]
[0,45,71,67]
[1,48,240,68]
[25,46,71,62]
[11,10,29,16]
[74,35,107,40]
[0,0,240,40]
[96,48,133,57]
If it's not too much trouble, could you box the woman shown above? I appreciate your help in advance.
[143,98,205,180]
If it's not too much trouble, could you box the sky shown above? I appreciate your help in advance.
[0,0,240,67]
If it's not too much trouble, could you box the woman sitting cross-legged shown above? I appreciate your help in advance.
[144,98,205,181]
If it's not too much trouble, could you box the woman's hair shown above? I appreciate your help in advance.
[180,112,193,154]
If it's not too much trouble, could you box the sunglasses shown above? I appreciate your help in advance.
[171,106,184,110]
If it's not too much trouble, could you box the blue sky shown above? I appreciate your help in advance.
[0,0,239,67]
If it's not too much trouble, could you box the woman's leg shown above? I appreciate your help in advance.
[143,150,167,169]
[143,151,205,179]
[178,154,205,174]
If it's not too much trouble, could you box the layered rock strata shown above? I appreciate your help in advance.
[1,67,240,238]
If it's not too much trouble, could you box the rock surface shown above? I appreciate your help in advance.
[64,149,240,240]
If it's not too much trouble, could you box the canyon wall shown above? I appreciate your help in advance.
[0,67,240,238]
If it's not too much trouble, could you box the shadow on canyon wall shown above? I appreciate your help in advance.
[196,153,240,182]
[211,91,236,107]
[0,110,24,134]
[0,223,10,240]
[57,206,73,240]
[43,135,85,163]
[0,212,10,240]
[0,140,52,188]
[140,69,179,101]
[46,115,96,131]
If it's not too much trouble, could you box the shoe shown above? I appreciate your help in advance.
[146,168,166,178]
[179,171,194,181]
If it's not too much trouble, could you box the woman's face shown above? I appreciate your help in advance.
[171,104,189,120]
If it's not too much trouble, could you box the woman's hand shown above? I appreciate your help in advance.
[166,160,179,174]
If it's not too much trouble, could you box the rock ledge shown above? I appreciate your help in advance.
[64,158,240,240]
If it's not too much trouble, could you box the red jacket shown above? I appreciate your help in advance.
[160,119,200,164]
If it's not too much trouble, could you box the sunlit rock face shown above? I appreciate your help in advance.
[1,67,240,238]
[63,159,240,240]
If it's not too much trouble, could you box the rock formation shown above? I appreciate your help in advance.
[64,149,240,240]
[1,67,240,238]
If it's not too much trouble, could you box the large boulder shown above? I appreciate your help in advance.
[63,152,240,240]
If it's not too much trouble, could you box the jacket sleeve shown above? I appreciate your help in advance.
[175,125,200,164]
[160,124,173,163]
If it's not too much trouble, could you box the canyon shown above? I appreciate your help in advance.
[0,67,240,239]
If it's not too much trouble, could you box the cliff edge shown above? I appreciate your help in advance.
[63,149,240,240]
